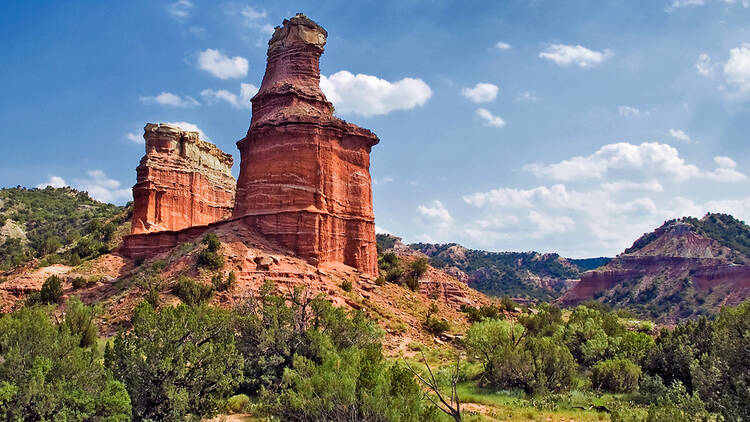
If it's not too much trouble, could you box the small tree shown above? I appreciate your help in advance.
[173,275,214,306]
[105,302,243,421]
[425,302,449,335]
[0,306,131,420]
[202,233,221,252]
[211,271,236,292]
[409,257,429,278]
[40,274,63,304]
[406,352,462,422]
[63,296,99,348]
[591,358,641,393]
[136,272,164,308]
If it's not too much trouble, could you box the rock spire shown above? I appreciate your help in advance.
[233,14,379,275]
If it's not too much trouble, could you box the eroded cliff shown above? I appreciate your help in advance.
[131,123,235,234]
[233,14,379,275]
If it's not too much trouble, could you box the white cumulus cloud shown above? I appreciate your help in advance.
[539,44,611,68]
[201,83,258,109]
[618,106,641,117]
[522,142,746,182]
[139,92,199,107]
[461,83,499,103]
[319,71,432,116]
[695,53,715,77]
[494,41,512,50]
[417,200,454,227]
[668,128,692,142]
[73,170,131,204]
[665,0,705,12]
[240,6,274,34]
[167,0,192,19]
[126,132,143,144]
[36,176,68,189]
[476,108,506,128]
[166,122,208,140]
[515,91,539,102]
[197,49,248,80]
[723,43,750,91]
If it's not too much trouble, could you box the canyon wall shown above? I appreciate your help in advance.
[131,123,235,234]
[232,14,379,275]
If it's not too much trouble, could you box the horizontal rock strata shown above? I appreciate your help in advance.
[232,14,379,275]
[131,123,235,234]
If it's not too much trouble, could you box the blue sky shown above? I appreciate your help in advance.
[2,0,750,257]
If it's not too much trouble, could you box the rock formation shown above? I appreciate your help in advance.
[232,14,379,275]
[131,123,235,234]
[557,214,750,321]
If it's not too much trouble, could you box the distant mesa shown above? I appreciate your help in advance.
[124,14,379,276]
[557,213,750,322]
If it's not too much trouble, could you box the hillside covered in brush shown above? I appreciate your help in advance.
[560,213,750,321]
[403,237,610,301]
[0,187,129,271]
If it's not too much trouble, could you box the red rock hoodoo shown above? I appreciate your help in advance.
[131,123,235,234]
[233,14,379,276]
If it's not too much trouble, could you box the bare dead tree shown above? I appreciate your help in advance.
[405,351,462,422]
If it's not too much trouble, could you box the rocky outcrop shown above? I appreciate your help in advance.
[131,123,235,234]
[232,14,379,275]
[410,243,582,300]
[557,214,750,321]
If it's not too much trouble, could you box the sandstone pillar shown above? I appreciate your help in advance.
[131,123,235,234]
[233,14,379,275]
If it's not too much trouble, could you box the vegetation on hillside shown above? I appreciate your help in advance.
[625,213,750,257]
[409,241,585,300]
[0,187,127,271]
[1,273,749,421]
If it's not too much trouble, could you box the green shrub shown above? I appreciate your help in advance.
[500,295,519,312]
[233,282,383,395]
[341,279,353,292]
[408,257,429,279]
[197,233,224,270]
[375,275,386,286]
[638,374,669,404]
[105,302,243,421]
[518,303,562,337]
[385,266,403,283]
[62,296,99,348]
[0,306,131,420]
[173,276,214,306]
[425,317,450,335]
[461,304,503,322]
[150,259,168,272]
[198,249,224,270]
[464,319,533,392]
[202,233,221,252]
[591,358,641,393]
[212,271,236,292]
[645,381,716,422]
[525,336,577,394]
[266,345,439,421]
[564,304,626,367]
[378,252,400,270]
[225,394,251,413]
[405,275,419,291]
[40,274,63,304]
[136,272,164,308]
[71,276,87,290]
